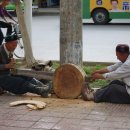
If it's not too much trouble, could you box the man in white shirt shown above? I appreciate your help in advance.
[82,44,130,104]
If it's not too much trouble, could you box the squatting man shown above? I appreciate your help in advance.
[0,34,52,97]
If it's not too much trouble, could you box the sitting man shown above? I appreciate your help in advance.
[0,34,52,97]
[82,44,130,104]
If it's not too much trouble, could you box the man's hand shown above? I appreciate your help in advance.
[92,73,105,80]
[92,70,101,75]
[5,58,16,69]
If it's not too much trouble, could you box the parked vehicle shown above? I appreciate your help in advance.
[82,0,130,24]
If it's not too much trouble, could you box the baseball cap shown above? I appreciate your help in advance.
[116,44,129,53]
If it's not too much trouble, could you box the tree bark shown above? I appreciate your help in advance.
[15,0,36,67]
[53,63,86,99]
[60,0,83,67]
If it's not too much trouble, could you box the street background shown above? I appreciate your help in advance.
[31,15,130,63]
[2,14,130,63]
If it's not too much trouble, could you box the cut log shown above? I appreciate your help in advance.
[53,63,86,99]
[9,100,46,109]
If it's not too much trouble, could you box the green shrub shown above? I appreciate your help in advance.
[83,65,109,88]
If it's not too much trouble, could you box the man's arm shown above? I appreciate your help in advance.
[0,49,16,70]
[92,62,130,80]
[91,67,109,79]
[4,58,16,69]
[91,62,123,80]
[0,59,15,70]
[92,68,109,75]
[103,63,130,80]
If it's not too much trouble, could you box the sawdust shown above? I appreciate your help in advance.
[23,93,95,109]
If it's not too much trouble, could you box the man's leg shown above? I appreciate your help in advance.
[0,75,29,94]
[29,78,48,87]
[81,81,94,101]
[0,75,52,97]
[94,80,130,104]
[25,82,52,97]
[13,75,49,87]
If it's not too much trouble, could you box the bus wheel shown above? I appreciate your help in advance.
[108,18,112,23]
[92,9,109,24]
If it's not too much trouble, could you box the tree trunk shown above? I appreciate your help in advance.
[15,0,36,67]
[60,0,83,67]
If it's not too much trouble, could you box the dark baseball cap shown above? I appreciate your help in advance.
[116,44,129,53]
[5,34,18,43]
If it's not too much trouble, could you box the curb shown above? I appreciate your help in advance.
[52,60,115,66]
[32,8,60,16]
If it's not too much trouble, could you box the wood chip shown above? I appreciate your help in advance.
[10,100,46,109]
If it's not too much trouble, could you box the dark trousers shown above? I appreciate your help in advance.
[94,80,130,104]
[0,75,33,94]
[0,21,12,45]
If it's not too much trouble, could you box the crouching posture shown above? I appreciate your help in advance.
[82,44,130,104]
[0,34,52,97]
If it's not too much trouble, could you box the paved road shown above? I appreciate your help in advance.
[1,93,130,130]
[16,15,130,63]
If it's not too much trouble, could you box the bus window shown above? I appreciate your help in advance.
[82,0,130,24]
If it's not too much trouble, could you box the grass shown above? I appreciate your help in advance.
[52,62,109,88]
[83,65,109,88]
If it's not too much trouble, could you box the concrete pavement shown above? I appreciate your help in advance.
[0,93,130,130]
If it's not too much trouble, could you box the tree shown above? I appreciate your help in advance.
[60,0,83,67]
[15,0,36,67]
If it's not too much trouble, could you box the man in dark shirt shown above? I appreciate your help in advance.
[0,0,17,45]
[0,34,52,97]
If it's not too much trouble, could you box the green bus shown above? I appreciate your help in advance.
[82,0,130,24]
